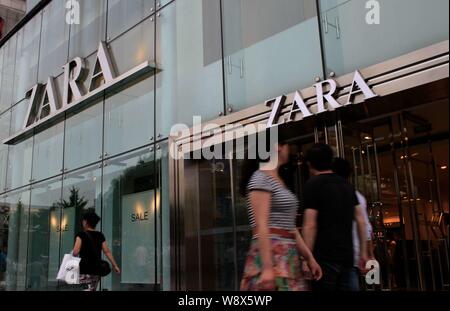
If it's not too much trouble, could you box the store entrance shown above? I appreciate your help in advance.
[283,99,449,291]
[174,97,449,292]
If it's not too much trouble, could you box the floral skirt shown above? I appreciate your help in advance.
[240,237,309,291]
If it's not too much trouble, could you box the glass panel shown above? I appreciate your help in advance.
[0,111,10,192]
[64,103,103,171]
[104,78,155,157]
[3,189,30,291]
[69,0,107,60]
[32,123,64,182]
[0,195,8,290]
[232,159,251,285]
[0,35,17,113]
[108,15,155,75]
[102,147,157,291]
[10,99,28,136]
[222,0,323,111]
[155,140,170,290]
[38,0,70,82]
[155,0,224,138]
[59,165,102,266]
[13,13,42,104]
[6,138,33,190]
[157,0,173,10]
[319,0,450,76]
[0,47,4,98]
[183,157,235,290]
[107,0,156,41]
[27,178,62,291]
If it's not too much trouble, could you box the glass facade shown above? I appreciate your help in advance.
[0,0,448,291]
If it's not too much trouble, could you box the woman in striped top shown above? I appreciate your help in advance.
[239,132,322,291]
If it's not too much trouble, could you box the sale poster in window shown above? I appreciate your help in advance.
[121,191,155,284]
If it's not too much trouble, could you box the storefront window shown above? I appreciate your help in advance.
[27,178,62,291]
[319,0,450,76]
[13,13,41,104]
[222,0,324,111]
[38,0,70,82]
[3,188,30,291]
[59,165,102,264]
[64,103,103,171]
[102,147,158,290]
[107,0,156,42]
[155,0,225,138]
[69,0,107,60]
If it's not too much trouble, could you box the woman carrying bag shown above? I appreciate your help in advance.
[72,211,120,291]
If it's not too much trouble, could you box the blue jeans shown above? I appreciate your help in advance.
[312,261,360,291]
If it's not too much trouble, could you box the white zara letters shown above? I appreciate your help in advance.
[3,41,155,146]
[266,70,378,128]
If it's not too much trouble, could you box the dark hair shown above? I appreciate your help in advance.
[239,128,289,197]
[332,157,353,179]
[82,211,101,229]
[305,143,334,171]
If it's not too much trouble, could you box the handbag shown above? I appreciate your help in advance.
[85,231,111,277]
[56,253,81,284]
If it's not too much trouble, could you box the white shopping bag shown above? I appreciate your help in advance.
[56,254,81,285]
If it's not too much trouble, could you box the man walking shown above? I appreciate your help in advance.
[302,144,368,291]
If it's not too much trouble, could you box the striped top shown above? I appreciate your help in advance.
[246,170,299,231]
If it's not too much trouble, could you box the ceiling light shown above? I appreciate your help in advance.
[441,165,448,170]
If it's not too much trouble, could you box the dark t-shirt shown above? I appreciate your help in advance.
[304,173,358,267]
[76,231,105,275]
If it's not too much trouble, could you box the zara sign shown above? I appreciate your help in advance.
[266,70,378,128]
[3,41,155,145]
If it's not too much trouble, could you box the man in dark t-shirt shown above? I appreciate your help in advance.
[302,144,368,291]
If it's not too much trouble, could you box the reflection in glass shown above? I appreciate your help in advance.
[59,166,102,261]
[155,141,170,290]
[155,0,224,138]
[222,0,323,111]
[107,0,155,41]
[0,36,17,113]
[13,13,41,103]
[102,147,157,291]
[10,99,28,137]
[3,189,30,291]
[64,103,103,170]
[38,0,70,82]
[32,123,64,182]
[0,112,10,192]
[27,178,62,291]
[109,16,155,75]
[6,138,33,190]
[69,0,107,60]
[319,0,449,76]
[104,78,155,157]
